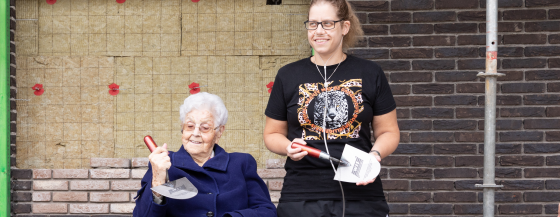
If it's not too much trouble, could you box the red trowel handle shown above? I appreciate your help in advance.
[144,135,169,154]
[291,142,321,158]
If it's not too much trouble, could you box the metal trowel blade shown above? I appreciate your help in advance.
[151,177,198,200]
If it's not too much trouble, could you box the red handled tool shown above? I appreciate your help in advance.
[144,135,169,154]
[291,142,349,166]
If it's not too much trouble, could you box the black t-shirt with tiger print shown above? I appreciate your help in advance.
[265,54,396,202]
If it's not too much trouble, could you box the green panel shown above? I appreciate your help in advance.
[0,0,11,215]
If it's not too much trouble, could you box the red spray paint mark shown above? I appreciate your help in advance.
[486,51,498,60]
[116,0,126,3]
[46,0,56,5]
[192,0,200,2]
[188,82,201,94]
[32,84,45,96]
[266,82,274,94]
[108,83,120,95]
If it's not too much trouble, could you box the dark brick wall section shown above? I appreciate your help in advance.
[343,1,560,216]
[10,0,18,216]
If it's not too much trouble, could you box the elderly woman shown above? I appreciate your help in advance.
[133,92,276,217]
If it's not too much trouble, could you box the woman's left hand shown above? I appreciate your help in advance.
[356,151,382,186]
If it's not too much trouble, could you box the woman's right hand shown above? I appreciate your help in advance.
[286,138,308,161]
[149,143,171,188]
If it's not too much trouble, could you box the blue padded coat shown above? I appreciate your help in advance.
[133,144,277,217]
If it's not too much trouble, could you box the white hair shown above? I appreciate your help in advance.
[179,92,228,127]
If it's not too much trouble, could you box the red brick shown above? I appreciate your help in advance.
[526,0,560,7]
[90,169,130,179]
[33,169,51,179]
[131,169,148,179]
[394,96,432,106]
[392,0,434,10]
[33,180,69,190]
[411,181,454,191]
[388,192,431,202]
[383,180,409,190]
[69,204,109,214]
[525,168,560,178]
[499,204,542,214]
[90,192,130,202]
[11,169,33,179]
[435,0,478,9]
[392,73,432,83]
[12,203,31,213]
[257,169,286,178]
[110,203,136,213]
[91,158,131,168]
[434,192,476,202]
[70,180,110,190]
[130,192,137,202]
[12,191,32,202]
[368,12,411,23]
[503,9,546,20]
[363,25,389,35]
[435,23,478,33]
[455,204,482,215]
[52,169,89,179]
[435,168,477,178]
[12,180,32,190]
[525,21,560,32]
[381,156,409,166]
[391,24,433,34]
[410,204,453,214]
[132,157,149,167]
[266,159,286,169]
[391,48,432,58]
[112,180,142,190]
[455,132,484,142]
[32,203,68,213]
[349,1,389,12]
[503,34,547,44]
[52,192,88,202]
[390,168,432,179]
[32,192,51,201]
[267,180,284,191]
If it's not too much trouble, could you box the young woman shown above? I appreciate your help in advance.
[264,0,400,216]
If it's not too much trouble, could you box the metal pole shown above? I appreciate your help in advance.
[475,0,504,216]
[0,0,11,215]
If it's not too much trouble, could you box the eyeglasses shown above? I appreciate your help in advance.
[304,20,343,30]
[182,123,219,134]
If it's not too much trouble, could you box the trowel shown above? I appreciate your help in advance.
[144,135,198,200]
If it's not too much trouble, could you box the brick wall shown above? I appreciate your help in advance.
[344,0,560,216]
[10,157,285,216]
[12,158,146,216]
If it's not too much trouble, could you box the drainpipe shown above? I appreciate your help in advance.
[0,0,11,215]
[475,0,504,216]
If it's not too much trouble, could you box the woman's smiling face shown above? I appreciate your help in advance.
[181,109,223,158]
[307,1,349,58]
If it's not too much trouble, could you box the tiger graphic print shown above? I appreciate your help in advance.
[313,90,349,129]
[298,79,364,140]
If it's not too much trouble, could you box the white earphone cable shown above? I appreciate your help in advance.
[313,35,346,217]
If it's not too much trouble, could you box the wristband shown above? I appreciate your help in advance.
[370,150,381,157]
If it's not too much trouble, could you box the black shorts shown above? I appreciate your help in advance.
[277,200,390,217]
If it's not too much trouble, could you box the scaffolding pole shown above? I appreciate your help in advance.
[475,0,505,216]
